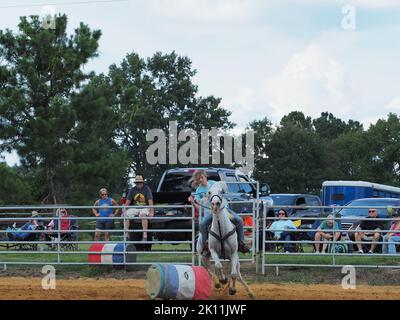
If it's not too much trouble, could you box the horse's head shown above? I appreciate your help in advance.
[208,182,228,214]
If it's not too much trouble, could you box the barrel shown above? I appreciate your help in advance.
[88,243,137,266]
[146,264,212,300]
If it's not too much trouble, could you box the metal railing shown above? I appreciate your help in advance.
[261,205,400,274]
[5,199,400,275]
[0,204,196,266]
[0,195,260,268]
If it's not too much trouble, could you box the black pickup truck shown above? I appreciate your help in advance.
[129,167,272,250]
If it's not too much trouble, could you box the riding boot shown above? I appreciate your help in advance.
[238,240,250,253]
[230,220,250,254]
[235,225,250,253]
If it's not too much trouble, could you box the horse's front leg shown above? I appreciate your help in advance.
[229,251,239,295]
[209,248,226,287]
[202,255,212,273]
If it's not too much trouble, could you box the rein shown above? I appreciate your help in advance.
[209,221,236,259]
[194,199,226,212]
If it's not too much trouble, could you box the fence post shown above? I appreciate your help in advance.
[123,212,126,266]
[57,212,61,265]
[332,217,337,266]
[252,182,259,266]
[255,199,258,274]
[262,206,266,275]
[252,199,255,264]
[192,205,195,266]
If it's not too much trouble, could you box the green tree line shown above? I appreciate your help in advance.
[250,111,400,195]
[1,15,399,204]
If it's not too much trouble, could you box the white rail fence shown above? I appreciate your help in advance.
[261,205,400,274]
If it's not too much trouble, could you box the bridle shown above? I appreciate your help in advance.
[207,194,235,259]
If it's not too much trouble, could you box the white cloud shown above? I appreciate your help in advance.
[264,45,352,121]
[347,0,400,9]
[150,0,260,22]
[222,45,362,129]
[292,0,400,9]
[227,87,258,127]
[386,98,400,111]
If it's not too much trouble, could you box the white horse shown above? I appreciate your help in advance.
[196,182,254,298]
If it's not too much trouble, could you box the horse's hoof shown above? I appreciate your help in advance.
[215,283,221,289]
[220,277,228,285]
[229,288,237,295]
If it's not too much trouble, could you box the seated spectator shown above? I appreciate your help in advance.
[6,211,40,241]
[354,208,383,254]
[314,215,341,254]
[45,209,73,248]
[47,208,71,233]
[382,213,400,255]
[268,209,297,253]
[30,211,40,227]
[123,176,154,242]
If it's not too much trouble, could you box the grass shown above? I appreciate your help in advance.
[263,243,400,266]
[1,235,399,266]
[0,242,194,264]
[263,254,400,266]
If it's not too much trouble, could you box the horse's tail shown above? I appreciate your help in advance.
[237,263,256,299]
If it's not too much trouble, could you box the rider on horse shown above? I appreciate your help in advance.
[188,170,250,254]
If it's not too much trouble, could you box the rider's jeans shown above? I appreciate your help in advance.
[200,210,245,242]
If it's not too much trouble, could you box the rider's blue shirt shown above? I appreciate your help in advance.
[194,180,215,201]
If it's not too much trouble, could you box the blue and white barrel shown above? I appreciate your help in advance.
[146,264,212,300]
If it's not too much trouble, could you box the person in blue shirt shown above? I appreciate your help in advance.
[268,209,297,253]
[188,170,250,254]
[92,188,120,241]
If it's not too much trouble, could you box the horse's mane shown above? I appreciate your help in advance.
[209,181,228,195]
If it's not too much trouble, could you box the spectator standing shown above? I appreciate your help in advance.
[92,188,120,241]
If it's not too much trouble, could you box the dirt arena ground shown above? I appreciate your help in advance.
[0,277,400,300]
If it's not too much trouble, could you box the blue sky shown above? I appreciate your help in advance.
[1,0,400,164]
